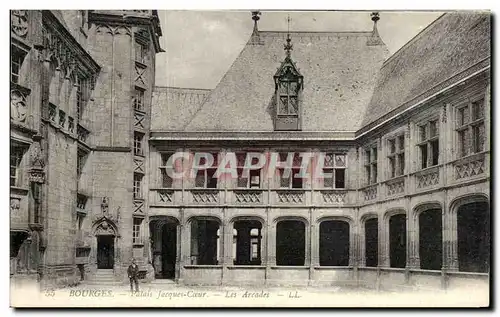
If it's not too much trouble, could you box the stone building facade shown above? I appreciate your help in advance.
[11,11,490,291]
[10,10,162,287]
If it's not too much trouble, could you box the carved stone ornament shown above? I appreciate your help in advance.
[29,168,45,183]
[30,141,45,169]
[95,222,115,236]
[11,10,28,38]
[101,197,109,213]
[10,198,21,212]
[10,90,28,123]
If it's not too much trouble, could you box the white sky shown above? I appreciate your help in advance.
[154,11,443,89]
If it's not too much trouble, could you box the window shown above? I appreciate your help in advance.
[59,110,66,127]
[273,48,303,131]
[77,150,87,178]
[417,120,439,169]
[133,173,143,199]
[278,79,299,116]
[76,194,88,211]
[76,77,86,121]
[161,153,173,188]
[194,154,218,188]
[364,146,378,185]
[10,145,25,187]
[236,153,261,188]
[133,217,143,244]
[278,153,303,189]
[135,41,146,64]
[133,88,145,111]
[323,153,347,189]
[456,98,485,157]
[11,45,26,84]
[32,183,41,224]
[387,135,405,178]
[133,132,144,156]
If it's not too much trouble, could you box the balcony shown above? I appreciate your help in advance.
[384,176,405,197]
[233,189,263,204]
[361,184,378,201]
[452,152,487,181]
[412,165,441,192]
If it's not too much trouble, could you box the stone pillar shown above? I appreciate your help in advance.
[379,215,388,267]
[222,218,232,284]
[309,222,318,285]
[408,205,420,269]
[265,216,275,285]
[178,218,190,283]
[443,205,458,271]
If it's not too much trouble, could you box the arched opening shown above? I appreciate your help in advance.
[319,220,350,266]
[149,217,179,279]
[93,220,117,270]
[389,213,406,268]
[233,220,262,265]
[457,201,490,273]
[276,220,305,266]
[365,218,378,267]
[419,208,442,270]
[190,218,220,265]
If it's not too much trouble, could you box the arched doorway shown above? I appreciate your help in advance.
[93,218,118,270]
[457,200,490,273]
[150,216,179,279]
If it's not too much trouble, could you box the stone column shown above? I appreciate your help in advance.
[444,205,458,271]
[309,222,318,285]
[265,216,276,285]
[379,215,388,267]
[178,218,190,283]
[221,218,232,284]
[408,205,420,269]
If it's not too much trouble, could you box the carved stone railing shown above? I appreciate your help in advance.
[234,190,263,204]
[157,189,174,204]
[191,189,219,204]
[453,152,486,180]
[385,176,405,196]
[276,190,305,204]
[361,184,378,201]
[415,166,440,189]
[320,190,347,204]
[77,124,90,144]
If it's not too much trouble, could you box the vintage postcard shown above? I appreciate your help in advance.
[9,9,490,308]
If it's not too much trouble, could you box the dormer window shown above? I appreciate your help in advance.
[274,33,303,131]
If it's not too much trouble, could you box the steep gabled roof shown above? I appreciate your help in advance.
[184,30,389,132]
[151,86,211,131]
[360,12,491,132]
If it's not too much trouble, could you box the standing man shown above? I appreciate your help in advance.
[128,258,139,293]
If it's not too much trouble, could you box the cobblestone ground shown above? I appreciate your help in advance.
[11,280,489,308]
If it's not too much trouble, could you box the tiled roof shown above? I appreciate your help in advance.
[151,86,211,131]
[183,30,389,132]
[361,12,491,130]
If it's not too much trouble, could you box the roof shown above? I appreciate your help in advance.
[360,12,491,131]
[151,86,211,131]
[182,30,389,132]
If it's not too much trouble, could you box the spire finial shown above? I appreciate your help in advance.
[284,14,293,57]
[367,12,384,46]
[250,11,262,45]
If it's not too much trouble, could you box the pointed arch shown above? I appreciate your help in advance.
[92,217,119,237]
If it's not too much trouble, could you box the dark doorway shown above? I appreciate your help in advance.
[365,218,378,267]
[319,220,350,266]
[97,236,114,269]
[276,220,305,266]
[389,214,406,268]
[161,223,177,279]
[419,209,442,270]
[458,201,490,273]
[234,220,262,265]
[190,219,220,265]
